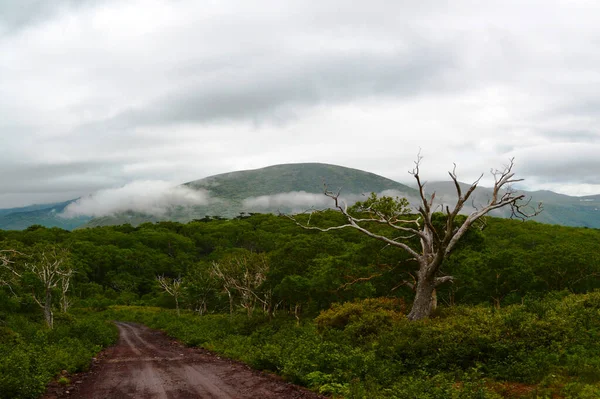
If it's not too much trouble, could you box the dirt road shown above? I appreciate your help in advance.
[49,322,324,399]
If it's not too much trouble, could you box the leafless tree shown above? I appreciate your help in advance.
[60,271,73,313]
[10,246,72,329]
[211,253,271,318]
[290,156,542,320]
[32,247,72,328]
[0,249,24,297]
[157,275,183,316]
[210,262,236,316]
[185,263,220,315]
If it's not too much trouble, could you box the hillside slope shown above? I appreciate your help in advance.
[185,163,416,199]
[425,182,600,228]
[83,163,417,228]
[0,200,91,231]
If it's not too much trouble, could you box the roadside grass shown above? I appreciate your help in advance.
[0,311,118,399]
[105,292,600,398]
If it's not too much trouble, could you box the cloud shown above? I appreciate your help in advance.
[61,180,212,217]
[93,45,458,129]
[0,161,120,194]
[242,189,419,214]
[513,143,600,185]
[0,0,101,33]
[2,0,600,209]
[242,191,332,212]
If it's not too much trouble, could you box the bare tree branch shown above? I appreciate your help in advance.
[157,275,183,316]
[337,273,383,291]
[288,155,542,321]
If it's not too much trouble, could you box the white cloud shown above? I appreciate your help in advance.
[242,189,420,214]
[242,191,332,212]
[61,180,212,217]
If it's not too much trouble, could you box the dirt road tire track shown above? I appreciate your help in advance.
[43,321,325,399]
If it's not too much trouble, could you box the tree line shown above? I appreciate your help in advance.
[2,212,600,326]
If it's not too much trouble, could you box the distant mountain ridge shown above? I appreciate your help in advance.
[186,163,417,199]
[0,200,92,231]
[424,182,599,228]
[83,163,418,228]
[0,163,598,230]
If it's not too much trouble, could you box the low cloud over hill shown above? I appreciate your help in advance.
[61,181,213,218]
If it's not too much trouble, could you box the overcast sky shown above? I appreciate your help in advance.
[1,0,599,208]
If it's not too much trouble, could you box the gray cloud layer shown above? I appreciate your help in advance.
[98,46,457,129]
[61,180,211,217]
[242,189,417,215]
[1,0,600,208]
[0,0,97,33]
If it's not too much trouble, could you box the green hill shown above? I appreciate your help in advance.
[0,200,91,231]
[185,163,415,199]
[82,163,418,228]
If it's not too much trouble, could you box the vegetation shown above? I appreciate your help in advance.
[105,292,600,398]
[291,158,542,319]
[2,211,600,397]
[0,311,117,399]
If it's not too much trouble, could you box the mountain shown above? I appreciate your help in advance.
[186,163,416,199]
[0,200,92,231]
[424,182,600,228]
[1,163,599,230]
[82,163,418,228]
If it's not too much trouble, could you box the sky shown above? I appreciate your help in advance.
[1,0,600,210]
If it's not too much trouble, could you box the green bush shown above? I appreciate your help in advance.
[0,313,118,399]
[315,297,405,343]
[101,292,600,398]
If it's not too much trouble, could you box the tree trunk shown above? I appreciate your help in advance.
[493,297,501,309]
[407,277,436,321]
[44,289,54,329]
[226,289,233,316]
[197,300,207,316]
[294,303,300,326]
[175,296,180,316]
[61,289,70,313]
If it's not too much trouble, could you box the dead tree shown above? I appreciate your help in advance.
[157,275,183,316]
[185,264,219,315]
[0,249,24,297]
[12,246,72,329]
[290,156,541,320]
[32,247,72,328]
[2,247,73,326]
[60,271,72,313]
[211,262,236,316]
[211,253,270,318]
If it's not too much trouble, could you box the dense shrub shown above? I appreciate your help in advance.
[0,313,118,399]
[315,297,405,333]
[106,292,600,398]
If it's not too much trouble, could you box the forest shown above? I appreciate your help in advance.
[2,212,600,398]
